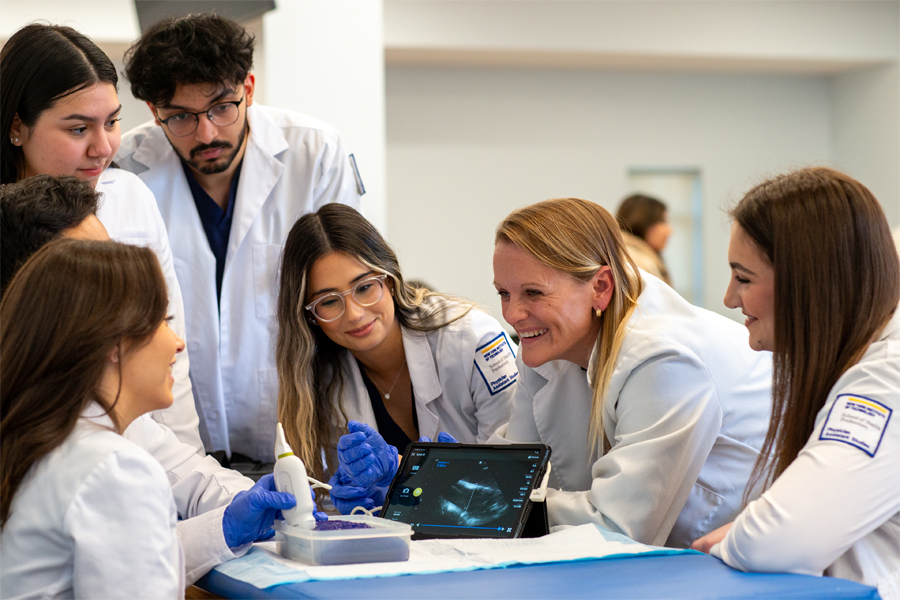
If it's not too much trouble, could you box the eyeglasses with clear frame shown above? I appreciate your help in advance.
[305,274,389,322]
[156,94,245,137]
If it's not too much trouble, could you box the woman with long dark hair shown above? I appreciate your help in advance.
[0,239,185,597]
[277,204,517,511]
[692,168,899,598]
[0,23,201,450]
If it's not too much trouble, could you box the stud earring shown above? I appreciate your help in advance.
[594,307,603,318]
[10,137,19,144]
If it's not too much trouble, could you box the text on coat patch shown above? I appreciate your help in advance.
[474,333,518,395]
[820,394,892,457]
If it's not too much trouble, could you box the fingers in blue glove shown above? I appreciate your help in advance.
[348,420,378,436]
[328,469,377,515]
[418,431,460,443]
[222,476,298,548]
[338,421,398,488]
[249,488,297,511]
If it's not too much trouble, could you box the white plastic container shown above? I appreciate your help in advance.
[274,515,412,566]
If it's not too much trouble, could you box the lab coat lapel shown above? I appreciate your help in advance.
[128,127,224,450]
[402,327,442,439]
[131,123,174,168]
[341,352,378,426]
[226,104,288,267]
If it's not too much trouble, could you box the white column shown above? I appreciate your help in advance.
[262,0,386,233]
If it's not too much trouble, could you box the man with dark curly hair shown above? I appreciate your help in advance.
[115,13,363,469]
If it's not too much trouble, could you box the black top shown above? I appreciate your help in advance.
[182,160,242,304]
[357,360,418,453]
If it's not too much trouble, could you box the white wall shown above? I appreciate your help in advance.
[262,0,387,233]
[385,67,834,324]
[0,0,139,42]
[385,0,899,71]
[831,64,900,226]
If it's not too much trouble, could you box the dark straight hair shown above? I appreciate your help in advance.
[0,239,168,527]
[0,24,118,183]
[732,167,900,501]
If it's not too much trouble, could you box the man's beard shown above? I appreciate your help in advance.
[173,115,248,175]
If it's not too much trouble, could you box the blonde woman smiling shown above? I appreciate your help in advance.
[490,198,772,548]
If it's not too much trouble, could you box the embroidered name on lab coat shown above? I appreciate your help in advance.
[474,333,518,395]
[820,394,892,457]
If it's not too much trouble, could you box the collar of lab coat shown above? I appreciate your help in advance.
[79,401,119,434]
[878,303,900,342]
[401,326,442,403]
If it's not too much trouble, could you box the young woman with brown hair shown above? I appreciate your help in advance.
[0,239,185,597]
[1,23,201,451]
[490,197,772,548]
[692,167,899,598]
[277,204,517,512]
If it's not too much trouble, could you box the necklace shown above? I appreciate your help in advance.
[367,362,406,400]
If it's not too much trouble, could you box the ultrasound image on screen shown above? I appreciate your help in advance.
[438,472,510,526]
[383,446,547,539]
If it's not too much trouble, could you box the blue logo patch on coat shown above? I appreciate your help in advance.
[474,332,518,395]
[820,394,892,457]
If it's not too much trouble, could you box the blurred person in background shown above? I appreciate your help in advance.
[616,194,672,285]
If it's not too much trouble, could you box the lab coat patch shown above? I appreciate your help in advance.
[820,394,892,457]
[474,333,518,395]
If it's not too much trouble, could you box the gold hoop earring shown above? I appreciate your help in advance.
[595,307,602,318]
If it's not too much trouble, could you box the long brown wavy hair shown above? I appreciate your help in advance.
[276,204,472,486]
[732,167,899,500]
[496,198,643,454]
[1,239,168,526]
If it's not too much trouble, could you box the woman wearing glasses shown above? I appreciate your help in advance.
[277,204,517,512]
[0,23,202,451]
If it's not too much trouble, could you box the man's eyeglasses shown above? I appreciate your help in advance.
[305,275,389,322]
[157,94,245,137]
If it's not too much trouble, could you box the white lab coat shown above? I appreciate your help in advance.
[712,308,900,600]
[116,104,362,461]
[0,405,184,599]
[338,308,517,446]
[96,167,203,453]
[491,272,773,548]
[123,415,255,584]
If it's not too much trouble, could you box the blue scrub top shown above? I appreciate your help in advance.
[182,160,242,305]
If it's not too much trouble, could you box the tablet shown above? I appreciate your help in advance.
[378,442,551,540]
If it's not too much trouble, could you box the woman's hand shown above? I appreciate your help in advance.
[337,421,398,488]
[691,522,733,554]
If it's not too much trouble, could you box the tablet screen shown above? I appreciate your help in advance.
[379,443,551,539]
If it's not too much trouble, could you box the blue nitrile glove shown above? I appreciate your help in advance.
[328,468,388,515]
[311,486,329,524]
[418,432,460,443]
[337,421,398,488]
[222,473,296,547]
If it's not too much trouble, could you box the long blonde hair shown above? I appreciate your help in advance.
[276,204,472,486]
[496,198,642,453]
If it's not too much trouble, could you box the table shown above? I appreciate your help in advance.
[196,551,880,599]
